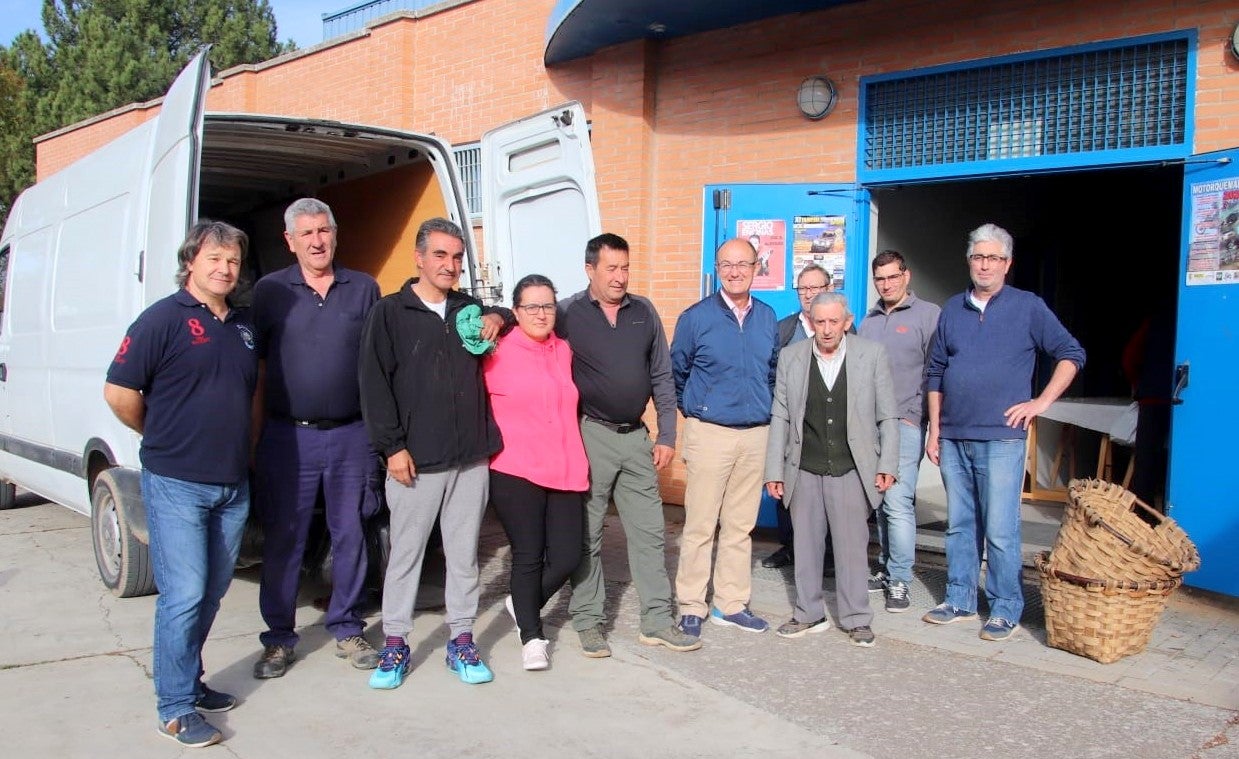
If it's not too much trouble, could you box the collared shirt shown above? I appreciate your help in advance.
[252,264,380,421]
[812,334,847,390]
[718,289,754,327]
[857,291,941,426]
[106,289,258,484]
[797,312,813,339]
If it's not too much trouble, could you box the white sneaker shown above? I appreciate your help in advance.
[521,638,549,671]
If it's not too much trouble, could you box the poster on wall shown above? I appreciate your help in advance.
[792,215,847,291]
[1186,179,1239,286]
[736,219,787,291]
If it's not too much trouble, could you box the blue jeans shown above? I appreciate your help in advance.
[939,439,1025,622]
[876,421,925,584]
[143,470,249,723]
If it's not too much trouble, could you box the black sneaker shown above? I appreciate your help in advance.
[194,685,236,713]
[846,625,876,647]
[867,571,887,593]
[253,644,295,679]
[885,580,911,613]
[761,545,794,568]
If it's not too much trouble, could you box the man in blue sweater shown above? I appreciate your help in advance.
[672,237,780,636]
[923,223,1085,641]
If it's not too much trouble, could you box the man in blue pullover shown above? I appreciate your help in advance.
[672,237,780,636]
[923,223,1085,642]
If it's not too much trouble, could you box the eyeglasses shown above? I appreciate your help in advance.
[968,254,1008,265]
[717,260,756,272]
[872,272,906,285]
[516,303,556,315]
[794,285,829,294]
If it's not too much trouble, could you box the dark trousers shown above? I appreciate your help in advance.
[256,419,378,647]
[490,470,584,643]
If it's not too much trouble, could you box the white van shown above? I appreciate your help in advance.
[0,50,600,597]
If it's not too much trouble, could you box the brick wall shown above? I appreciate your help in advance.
[34,0,1239,503]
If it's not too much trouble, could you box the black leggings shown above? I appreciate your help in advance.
[489,470,584,643]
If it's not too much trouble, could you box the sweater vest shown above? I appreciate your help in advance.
[799,357,856,477]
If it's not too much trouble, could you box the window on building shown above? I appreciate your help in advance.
[453,142,482,218]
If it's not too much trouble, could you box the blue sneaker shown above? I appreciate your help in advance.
[368,643,411,689]
[980,617,1019,641]
[445,632,494,684]
[921,603,979,625]
[709,606,769,633]
[157,712,222,748]
[678,614,703,638]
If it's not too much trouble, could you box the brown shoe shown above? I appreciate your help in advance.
[253,644,295,679]
[577,625,612,658]
[336,635,380,669]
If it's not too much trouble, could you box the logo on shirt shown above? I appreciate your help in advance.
[187,318,210,346]
[895,325,909,334]
[112,336,131,364]
[236,324,256,351]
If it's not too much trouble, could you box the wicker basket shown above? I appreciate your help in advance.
[1049,479,1200,583]
[1036,552,1179,663]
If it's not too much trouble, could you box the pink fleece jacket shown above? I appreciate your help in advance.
[484,329,589,491]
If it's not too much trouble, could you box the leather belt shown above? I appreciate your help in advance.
[583,415,645,434]
[279,415,361,431]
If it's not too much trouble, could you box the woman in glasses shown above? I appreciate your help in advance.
[483,274,589,671]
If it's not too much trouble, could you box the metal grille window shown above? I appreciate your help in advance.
[454,142,482,217]
[861,33,1191,181]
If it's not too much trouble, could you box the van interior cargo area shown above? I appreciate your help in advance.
[199,116,454,297]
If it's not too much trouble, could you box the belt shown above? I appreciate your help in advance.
[279,415,361,431]
[583,415,645,435]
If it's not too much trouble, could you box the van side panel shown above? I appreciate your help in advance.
[319,162,446,295]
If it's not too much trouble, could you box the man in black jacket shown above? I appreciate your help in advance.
[359,217,503,690]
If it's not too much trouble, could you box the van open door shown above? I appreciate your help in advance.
[481,102,600,304]
[142,48,212,303]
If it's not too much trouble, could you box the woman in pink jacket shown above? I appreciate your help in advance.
[484,274,588,671]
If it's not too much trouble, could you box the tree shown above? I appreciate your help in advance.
[0,0,295,217]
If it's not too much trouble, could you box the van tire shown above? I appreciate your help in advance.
[91,470,156,597]
[0,480,16,510]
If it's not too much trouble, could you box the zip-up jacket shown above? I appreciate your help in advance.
[671,292,778,427]
[926,285,1085,441]
[359,279,503,473]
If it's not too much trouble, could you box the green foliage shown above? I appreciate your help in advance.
[0,0,297,217]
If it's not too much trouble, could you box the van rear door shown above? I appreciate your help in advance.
[481,102,600,303]
[142,48,212,303]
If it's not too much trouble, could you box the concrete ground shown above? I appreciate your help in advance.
[1,492,1236,758]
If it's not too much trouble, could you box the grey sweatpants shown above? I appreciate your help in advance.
[789,468,874,630]
[381,460,489,640]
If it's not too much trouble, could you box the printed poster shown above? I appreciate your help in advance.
[1186,180,1239,286]
[792,215,847,292]
[736,219,787,291]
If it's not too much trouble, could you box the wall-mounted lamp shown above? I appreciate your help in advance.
[796,75,838,120]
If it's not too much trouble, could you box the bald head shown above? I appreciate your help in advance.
[715,237,758,304]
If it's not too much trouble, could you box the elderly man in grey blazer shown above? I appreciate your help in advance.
[764,292,899,646]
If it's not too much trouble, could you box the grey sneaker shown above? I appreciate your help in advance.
[577,625,612,658]
[336,635,380,670]
[885,580,911,613]
[775,617,830,639]
[980,617,1019,641]
[638,625,703,652]
[867,571,888,593]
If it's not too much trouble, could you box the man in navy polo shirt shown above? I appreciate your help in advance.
[251,198,382,680]
[105,221,258,749]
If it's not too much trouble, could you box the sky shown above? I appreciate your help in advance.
[0,1,349,49]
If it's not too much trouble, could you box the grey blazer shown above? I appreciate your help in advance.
[764,335,900,508]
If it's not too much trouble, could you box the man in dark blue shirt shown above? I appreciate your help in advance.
[250,199,382,679]
[105,221,258,748]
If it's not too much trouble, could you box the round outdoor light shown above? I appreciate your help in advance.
[797,75,838,120]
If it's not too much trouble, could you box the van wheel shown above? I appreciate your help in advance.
[91,470,156,597]
[0,480,16,510]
